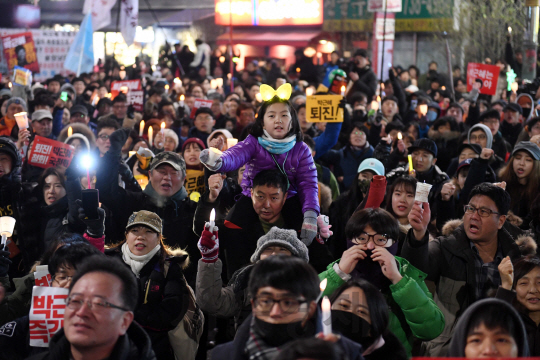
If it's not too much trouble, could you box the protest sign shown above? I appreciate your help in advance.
[466,63,501,96]
[306,95,344,123]
[110,79,142,99]
[127,90,144,112]
[34,265,51,287]
[29,286,69,347]
[190,98,214,118]
[1,32,39,73]
[29,136,74,169]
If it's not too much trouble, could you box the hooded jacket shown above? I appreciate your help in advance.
[400,219,536,356]
[468,123,493,149]
[319,256,444,357]
[217,134,320,215]
[447,298,530,357]
[517,93,535,122]
[26,321,156,360]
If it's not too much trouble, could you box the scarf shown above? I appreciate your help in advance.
[143,182,188,207]
[258,130,296,154]
[121,242,161,278]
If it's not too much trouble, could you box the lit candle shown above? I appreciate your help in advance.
[408,154,414,174]
[371,100,379,112]
[377,95,381,109]
[508,26,512,34]
[340,85,346,97]
[139,120,145,137]
[179,94,185,107]
[67,126,73,138]
[296,67,300,73]
[511,82,519,93]
[210,79,217,89]
[160,121,165,136]
[207,147,223,167]
[419,104,428,116]
[321,296,332,336]
[397,132,402,140]
[441,86,446,91]
[227,138,238,149]
[306,87,314,97]
[14,112,28,129]
[165,84,170,90]
[316,278,327,303]
[209,208,216,231]
[148,127,153,147]
[255,93,263,102]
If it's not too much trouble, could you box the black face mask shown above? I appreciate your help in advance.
[357,179,370,194]
[331,310,376,348]
[345,240,399,289]
[523,107,531,119]
[252,316,306,347]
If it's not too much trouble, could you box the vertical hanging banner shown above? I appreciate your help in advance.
[120,0,139,46]
[29,286,69,347]
[1,32,39,73]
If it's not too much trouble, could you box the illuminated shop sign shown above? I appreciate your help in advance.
[215,0,323,26]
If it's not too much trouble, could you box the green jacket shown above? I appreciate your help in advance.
[319,256,444,357]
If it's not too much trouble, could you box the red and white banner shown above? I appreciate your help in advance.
[127,90,144,112]
[29,286,69,347]
[34,265,51,287]
[190,98,214,118]
[111,79,142,99]
[466,63,501,96]
[29,136,75,169]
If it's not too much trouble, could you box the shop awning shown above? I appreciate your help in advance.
[216,30,321,47]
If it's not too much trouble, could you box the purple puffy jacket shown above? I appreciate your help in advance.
[219,134,320,214]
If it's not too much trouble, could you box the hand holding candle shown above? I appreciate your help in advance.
[340,85,346,97]
[14,112,28,129]
[179,95,185,107]
[209,208,216,232]
[67,126,73,138]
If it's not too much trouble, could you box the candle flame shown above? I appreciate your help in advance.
[68,126,73,138]
[377,96,381,102]
[340,85,346,93]
[296,67,300,73]
[180,94,185,101]
[397,132,402,140]
[161,122,165,130]
[306,88,314,96]
[320,278,327,291]
[371,100,379,111]
[210,208,215,222]
[165,84,170,90]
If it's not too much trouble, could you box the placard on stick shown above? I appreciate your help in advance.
[29,286,69,347]
[306,95,344,123]
[29,136,74,169]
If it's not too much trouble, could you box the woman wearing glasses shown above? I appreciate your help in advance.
[107,210,202,360]
[318,208,444,357]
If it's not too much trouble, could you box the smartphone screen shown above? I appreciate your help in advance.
[81,189,99,220]
[60,91,68,102]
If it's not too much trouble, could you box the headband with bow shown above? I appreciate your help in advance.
[260,83,292,102]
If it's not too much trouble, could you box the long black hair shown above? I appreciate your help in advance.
[250,96,303,141]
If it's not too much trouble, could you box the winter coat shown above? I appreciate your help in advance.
[492,131,513,161]
[448,298,530,357]
[211,314,364,360]
[193,193,333,281]
[313,122,343,160]
[347,66,378,101]
[96,151,200,285]
[0,315,47,359]
[218,134,320,214]
[501,120,523,147]
[0,272,34,327]
[316,163,340,201]
[26,322,156,360]
[319,256,445,357]
[373,139,405,173]
[190,42,211,72]
[196,259,252,330]
[427,128,461,173]
[400,219,537,356]
[320,143,374,192]
[365,331,408,360]
[108,248,194,360]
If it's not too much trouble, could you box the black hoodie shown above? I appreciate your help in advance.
[447,298,530,357]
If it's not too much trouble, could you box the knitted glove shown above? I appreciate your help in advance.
[300,210,318,246]
[77,199,106,238]
[0,245,11,277]
[108,128,130,156]
[199,149,223,171]
[317,215,333,239]
[198,222,219,263]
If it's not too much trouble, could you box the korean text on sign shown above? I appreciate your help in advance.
[29,286,69,347]
[306,95,344,123]
[466,63,501,96]
[29,136,74,169]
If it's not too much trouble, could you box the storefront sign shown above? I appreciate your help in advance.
[323,0,454,32]
[0,29,77,82]
[375,17,395,40]
[29,136,74,169]
[1,32,39,73]
[29,286,69,347]
[306,95,344,123]
[215,0,323,26]
[466,63,501,96]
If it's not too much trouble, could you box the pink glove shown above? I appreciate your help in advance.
[317,215,333,239]
[198,223,219,263]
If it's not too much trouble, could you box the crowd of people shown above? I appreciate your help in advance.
[0,36,539,359]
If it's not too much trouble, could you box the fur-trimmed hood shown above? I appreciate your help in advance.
[441,218,537,256]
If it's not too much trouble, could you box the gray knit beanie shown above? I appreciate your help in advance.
[468,123,493,149]
[4,97,27,112]
[250,227,309,263]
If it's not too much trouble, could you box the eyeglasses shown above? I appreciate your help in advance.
[52,275,73,287]
[253,296,307,314]
[470,134,487,141]
[98,134,110,140]
[351,232,390,246]
[66,296,130,313]
[464,205,500,217]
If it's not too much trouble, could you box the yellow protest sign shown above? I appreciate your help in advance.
[306,95,343,123]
